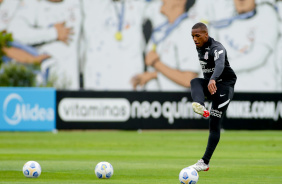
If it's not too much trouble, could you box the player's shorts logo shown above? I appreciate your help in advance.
[210,108,222,118]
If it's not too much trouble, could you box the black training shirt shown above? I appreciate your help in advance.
[196,37,237,86]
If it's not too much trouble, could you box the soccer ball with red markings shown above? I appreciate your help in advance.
[22,161,41,178]
[95,161,114,179]
[179,167,199,184]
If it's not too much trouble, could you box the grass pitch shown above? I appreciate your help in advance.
[0,130,281,184]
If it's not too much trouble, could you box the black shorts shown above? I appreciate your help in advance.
[206,82,234,111]
[191,78,235,117]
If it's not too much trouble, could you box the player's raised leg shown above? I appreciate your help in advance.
[190,78,210,118]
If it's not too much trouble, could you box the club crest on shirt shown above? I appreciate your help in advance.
[204,51,209,60]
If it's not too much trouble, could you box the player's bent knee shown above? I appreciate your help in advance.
[190,78,201,86]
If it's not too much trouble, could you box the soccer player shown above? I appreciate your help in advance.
[131,0,200,91]
[189,22,237,172]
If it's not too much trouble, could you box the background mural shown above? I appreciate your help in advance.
[0,0,281,92]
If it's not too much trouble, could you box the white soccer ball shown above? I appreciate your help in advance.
[95,161,114,179]
[22,161,41,178]
[179,167,199,184]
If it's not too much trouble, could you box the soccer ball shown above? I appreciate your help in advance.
[22,161,41,178]
[95,161,114,179]
[179,167,199,184]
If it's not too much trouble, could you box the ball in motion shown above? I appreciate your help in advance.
[22,161,41,178]
[179,167,199,184]
[95,161,114,179]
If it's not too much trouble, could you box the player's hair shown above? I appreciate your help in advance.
[192,22,208,32]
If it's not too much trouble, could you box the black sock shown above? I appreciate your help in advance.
[202,158,209,165]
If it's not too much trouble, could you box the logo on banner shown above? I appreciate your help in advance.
[3,93,55,125]
[58,98,131,122]
[227,101,282,121]
[58,97,204,124]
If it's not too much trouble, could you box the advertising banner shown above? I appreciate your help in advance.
[56,91,282,130]
[0,88,56,131]
[224,93,282,130]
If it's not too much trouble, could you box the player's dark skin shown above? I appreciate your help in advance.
[191,28,217,95]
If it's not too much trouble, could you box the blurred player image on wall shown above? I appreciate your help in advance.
[189,22,237,172]
[275,0,282,91]
[131,0,200,91]
[210,0,279,92]
[82,0,165,91]
[1,0,51,65]
[7,0,81,89]
[188,0,235,29]
[0,0,21,32]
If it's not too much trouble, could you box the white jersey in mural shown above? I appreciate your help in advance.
[275,1,282,91]
[0,0,21,32]
[213,4,279,92]
[82,0,165,91]
[7,0,81,90]
[145,17,200,91]
[188,0,235,24]
[188,0,274,24]
[187,0,235,40]
[256,0,276,4]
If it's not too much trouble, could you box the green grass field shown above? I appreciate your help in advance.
[0,130,281,184]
